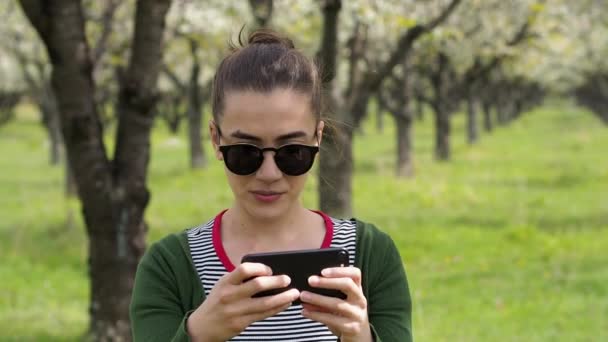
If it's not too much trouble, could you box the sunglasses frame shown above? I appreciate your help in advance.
[214,125,321,176]
[218,143,319,176]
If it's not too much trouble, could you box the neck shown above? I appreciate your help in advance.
[225,203,307,239]
[222,202,324,253]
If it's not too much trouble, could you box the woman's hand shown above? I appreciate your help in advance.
[300,267,373,342]
[187,262,300,342]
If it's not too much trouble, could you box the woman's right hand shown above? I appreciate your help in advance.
[186,262,300,341]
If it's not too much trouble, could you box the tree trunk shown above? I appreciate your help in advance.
[20,1,171,340]
[317,0,351,217]
[431,53,451,161]
[187,41,206,169]
[433,103,450,161]
[65,160,77,197]
[415,98,424,121]
[395,114,414,177]
[395,53,414,177]
[482,100,492,132]
[496,90,509,125]
[249,0,273,28]
[315,0,462,215]
[38,84,63,165]
[105,2,170,339]
[45,103,63,165]
[375,102,384,133]
[188,106,205,169]
[319,123,352,218]
[466,92,478,144]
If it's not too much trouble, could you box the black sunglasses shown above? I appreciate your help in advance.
[219,143,319,176]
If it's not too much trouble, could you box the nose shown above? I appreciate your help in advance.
[255,151,282,181]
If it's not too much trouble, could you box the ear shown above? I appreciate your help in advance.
[209,120,223,160]
[316,120,324,146]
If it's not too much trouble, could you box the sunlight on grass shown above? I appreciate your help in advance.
[1,102,607,341]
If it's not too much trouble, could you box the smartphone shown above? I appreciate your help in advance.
[241,247,350,305]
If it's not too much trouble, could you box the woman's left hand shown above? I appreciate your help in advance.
[300,267,373,342]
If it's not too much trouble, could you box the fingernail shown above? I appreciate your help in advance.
[308,276,319,284]
[284,275,291,284]
[291,289,301,299]
[321,268,330,276]
[300,291,310,301]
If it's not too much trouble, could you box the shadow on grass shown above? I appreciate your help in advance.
[446,216,510,229]
[534,213,608,231]
[480,173,589,190]
[0,218,85,271]
[2,332,86,342]
[446,213,607,232]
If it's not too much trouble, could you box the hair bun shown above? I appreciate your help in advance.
[248,29,294,49]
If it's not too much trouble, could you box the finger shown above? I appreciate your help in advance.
[309,275,365,305]
[238,288,300,315]
[321,266,362,285]
[302,308,357,335]
[301,302,331,313]
[227,262,273,285]
[240,274,292,298]
[300,290,359,320]
[241,299,294,325]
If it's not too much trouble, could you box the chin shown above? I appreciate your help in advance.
[243,197,293,222]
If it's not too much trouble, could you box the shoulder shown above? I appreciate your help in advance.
[352,218,398,250]
[139,232,191,276]
[320,214,397,253]
[147,217,215,265]
[348,218,403,270]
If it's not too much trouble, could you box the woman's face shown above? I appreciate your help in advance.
[211,88,323,222]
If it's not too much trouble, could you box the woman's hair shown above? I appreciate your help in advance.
[211,28,321,124]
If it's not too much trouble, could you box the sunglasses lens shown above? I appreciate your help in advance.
[275,145,316,176]
[223,145,262,175]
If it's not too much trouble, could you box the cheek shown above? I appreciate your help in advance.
[287,174,308,194]
[225,171,247,193]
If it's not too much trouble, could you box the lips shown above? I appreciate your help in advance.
[251,190,284,203]
[252,190,282,196]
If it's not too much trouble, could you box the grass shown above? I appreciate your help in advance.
[0,101,607,341]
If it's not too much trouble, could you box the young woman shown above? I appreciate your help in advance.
[130,29,412,342]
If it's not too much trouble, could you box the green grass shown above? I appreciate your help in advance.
[1,102,607,341]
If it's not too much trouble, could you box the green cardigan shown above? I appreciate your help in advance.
[130,220,412,341]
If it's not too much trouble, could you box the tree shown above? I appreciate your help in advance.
[162,28,210,169]
[317,0,462,217]
[412,0,541,160]
[19,0,172,339]
[249,0,273,28]
[377,54,417,177]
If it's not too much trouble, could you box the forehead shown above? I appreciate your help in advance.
[220,88,316,138]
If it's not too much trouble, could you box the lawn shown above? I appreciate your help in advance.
[0,101,606,341]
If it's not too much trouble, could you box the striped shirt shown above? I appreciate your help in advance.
[186,210,357,341]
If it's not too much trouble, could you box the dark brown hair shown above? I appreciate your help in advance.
[211,28,321,124]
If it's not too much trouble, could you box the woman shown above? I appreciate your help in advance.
[130,29,412,342]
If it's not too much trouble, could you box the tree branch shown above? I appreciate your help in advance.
[18,0,112,216]
[92,0,121,65]
[367,0,462,91]
[316,0,341,85]
[161,63,186,92]
[113,0,172,188]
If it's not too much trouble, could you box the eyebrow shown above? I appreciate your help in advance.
[229,130,309,143]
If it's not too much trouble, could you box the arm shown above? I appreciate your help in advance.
[130,239,192,342]
[358,223,413,341]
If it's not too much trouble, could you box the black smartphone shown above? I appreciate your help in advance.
[241,247,350,305]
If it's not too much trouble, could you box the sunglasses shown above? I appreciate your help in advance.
[219,143,319,176]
